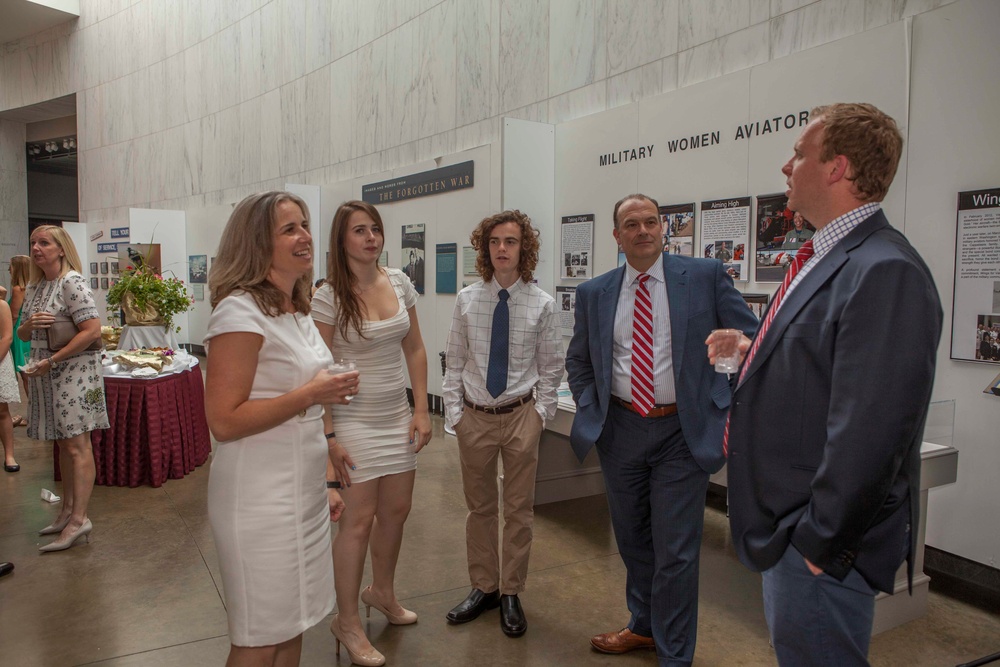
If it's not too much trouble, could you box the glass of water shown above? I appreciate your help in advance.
[328,359,358,401]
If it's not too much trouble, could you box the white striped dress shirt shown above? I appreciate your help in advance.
[612,260,677,405]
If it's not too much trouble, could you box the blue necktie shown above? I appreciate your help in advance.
[486,289,510,398]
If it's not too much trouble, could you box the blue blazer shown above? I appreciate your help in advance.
[565,253,758,473]
[725,210,943,593]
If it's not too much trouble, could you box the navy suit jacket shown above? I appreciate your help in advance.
[565,253,758,472]
[726,210,943,593]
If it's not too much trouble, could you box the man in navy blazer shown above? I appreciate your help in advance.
[566,194,757,666]
[721,103,943,666]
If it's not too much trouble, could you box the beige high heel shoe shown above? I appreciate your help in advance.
[361,585,418,625]
[39,519,92,553]
[39,514,72,535]
[329,613,385,666]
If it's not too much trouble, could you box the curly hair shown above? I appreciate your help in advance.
[470,210,540,283]
[811,103,903,202]
[326,200,385,341]
[210,191,314,316]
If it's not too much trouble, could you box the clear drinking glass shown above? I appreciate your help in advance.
[712,329,742,374]
[328,359,358,401]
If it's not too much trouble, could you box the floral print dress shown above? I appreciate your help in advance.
[23,271,109,440]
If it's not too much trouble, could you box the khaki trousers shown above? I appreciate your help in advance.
[455,399,543,595]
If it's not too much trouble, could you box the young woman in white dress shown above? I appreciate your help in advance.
[204,191,359,667]
[312,201,431,666]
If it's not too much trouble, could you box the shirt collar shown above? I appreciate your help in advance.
[489,278,524,299]
[811,202,881,256]
[625,255,665,286]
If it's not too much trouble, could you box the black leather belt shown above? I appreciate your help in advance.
[611,395,678,418]
[463,392,534,415]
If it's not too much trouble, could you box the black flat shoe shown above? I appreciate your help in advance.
[446,588,501,624]
[500,594,526,637]
[3,463,19,473]
[0,562,13,578]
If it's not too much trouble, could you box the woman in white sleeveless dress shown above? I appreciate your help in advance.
[312,200,431,666]
[204,191,359,667]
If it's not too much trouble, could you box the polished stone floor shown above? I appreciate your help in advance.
[1,409,998,666]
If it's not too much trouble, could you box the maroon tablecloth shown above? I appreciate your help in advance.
[54,364,211,487]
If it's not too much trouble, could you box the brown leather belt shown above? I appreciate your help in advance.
[611,395,678,418]
[463,392,534,415]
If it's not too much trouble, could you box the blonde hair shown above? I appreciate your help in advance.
[28,226,83,284]
[210,191,313,316]
[9,255,30,288]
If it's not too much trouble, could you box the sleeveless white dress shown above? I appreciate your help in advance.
[204,292,334,647]
[311,269,417,484]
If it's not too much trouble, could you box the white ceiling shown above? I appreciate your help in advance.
[0,0,79,46]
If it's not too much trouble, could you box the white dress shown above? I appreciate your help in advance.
[204,292,334,647]
[311,269,417,484]
[0,352,18,403]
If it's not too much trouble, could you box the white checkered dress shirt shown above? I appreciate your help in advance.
[782,202,881,303]
[443,279,565,429]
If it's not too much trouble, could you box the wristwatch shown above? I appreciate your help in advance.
[326,480,342,489]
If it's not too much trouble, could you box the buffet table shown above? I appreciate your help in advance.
[54,353,211,488]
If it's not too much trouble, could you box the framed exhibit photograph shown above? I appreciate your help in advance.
[111,261,119,274]
[189,255,208,284]
[90,277,98,290]
[742,292,770,320]
[90,262,98,274]
[100,277,109,290]
[100,262,109,274]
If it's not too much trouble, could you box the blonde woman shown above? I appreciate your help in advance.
[205,191,358,667]
[8,255,30,427]
[312,200,430,666]
[18,226,108,551]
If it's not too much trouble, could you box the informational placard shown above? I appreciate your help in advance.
[952,187,1000,363]
[436,243,457,294]
[556,286,576,335]
[659,203,696,257]
[700,196,750,282]
[463,245,477,276]
[110,227,130,239]
[561,214,593,280]
[189,255,208,283]
[401,224,426,294]
[362,161,474,204]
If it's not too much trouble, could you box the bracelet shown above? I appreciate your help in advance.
[325,431,336,440]
[48,357,59,368]
[326,480,342,489]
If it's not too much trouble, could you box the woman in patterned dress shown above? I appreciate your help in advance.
[18,225,109,552]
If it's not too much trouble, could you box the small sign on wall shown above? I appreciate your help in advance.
[97,242,118,254]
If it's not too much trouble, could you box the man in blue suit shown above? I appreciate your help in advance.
[722,103,943,666]
[566,194,757,666]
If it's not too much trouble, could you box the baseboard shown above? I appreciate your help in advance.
[925,546,1000,611]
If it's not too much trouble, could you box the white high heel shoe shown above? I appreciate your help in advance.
[39,515,72,536]
[39,519,92,552]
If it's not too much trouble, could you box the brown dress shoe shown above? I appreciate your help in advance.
[590,627,656,654]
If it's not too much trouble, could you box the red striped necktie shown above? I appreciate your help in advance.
[631,273,655,417]
[723,240,815,456]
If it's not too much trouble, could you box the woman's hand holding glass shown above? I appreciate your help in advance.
[308,366,359,405]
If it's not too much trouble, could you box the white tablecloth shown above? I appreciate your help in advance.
[118,325,180,352]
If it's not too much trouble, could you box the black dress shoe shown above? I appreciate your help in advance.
[3,463,19,473]
[446,588,501,624]
[500,594,526,637]
[0,562,13,578]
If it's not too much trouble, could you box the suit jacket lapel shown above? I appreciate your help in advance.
[599,267,626,393]
[737,211,889,390]
[663,254,689,380]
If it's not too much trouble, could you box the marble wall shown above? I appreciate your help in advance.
[0,0,959,230]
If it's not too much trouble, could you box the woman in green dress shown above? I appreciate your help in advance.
[8,255,30,427]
